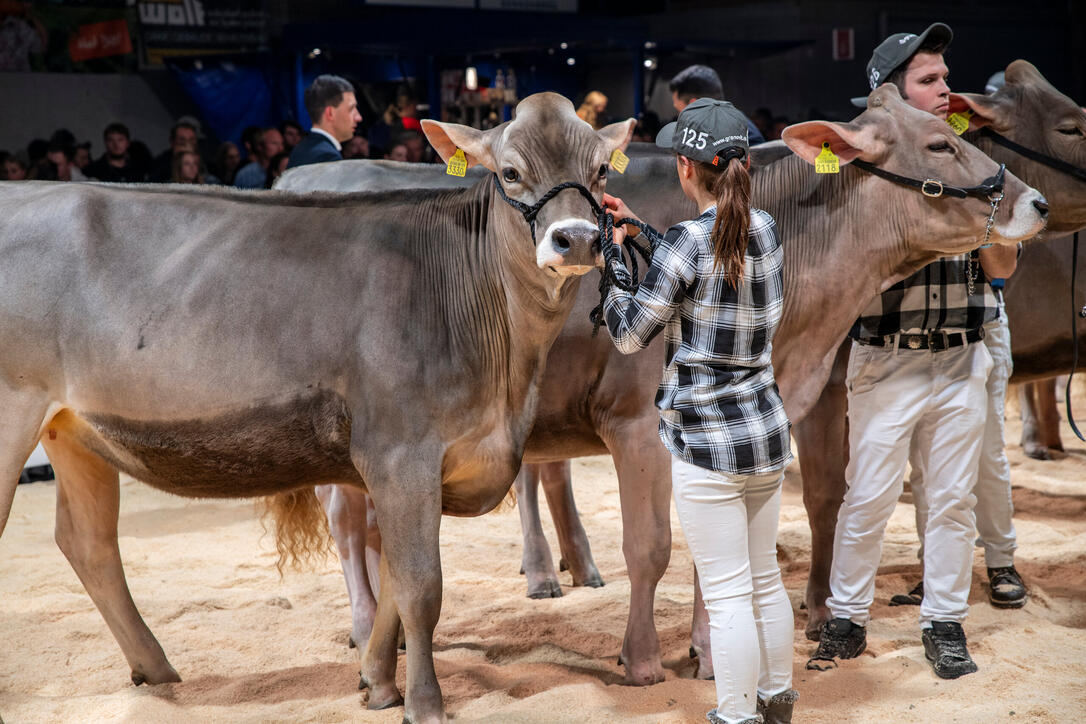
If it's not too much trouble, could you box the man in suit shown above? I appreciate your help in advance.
[287,74,362,169]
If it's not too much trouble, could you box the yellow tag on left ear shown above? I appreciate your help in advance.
[815,142,839,174]
[609,148,629,174]
[446,148,468,177]
[946,109,974,136]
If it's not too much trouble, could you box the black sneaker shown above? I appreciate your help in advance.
[922,621,978,679]
[889,580,924,606]
[987,566,1027,608]
[805,618,866,670]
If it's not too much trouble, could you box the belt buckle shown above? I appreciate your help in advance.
[921,179,944,198]
[926,330,948,351]
[906,335,923,350]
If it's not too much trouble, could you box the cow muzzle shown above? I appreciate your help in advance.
[996,187,1049,242]
[536,219,601,276]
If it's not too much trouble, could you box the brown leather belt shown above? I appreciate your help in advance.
[855,328,985,352]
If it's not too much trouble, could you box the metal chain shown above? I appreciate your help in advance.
[967,191,1004,295]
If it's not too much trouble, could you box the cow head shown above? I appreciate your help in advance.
[948,60,1086,234]
[782,84,1048,265]
[422,94,635,287]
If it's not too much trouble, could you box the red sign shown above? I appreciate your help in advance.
[832,28,854,62]
[69,19,133,62]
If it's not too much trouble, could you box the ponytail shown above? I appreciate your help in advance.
[694,154,751,287]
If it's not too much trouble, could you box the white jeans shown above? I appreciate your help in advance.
[672,456,792,724]
[912,310,1017,568]
[829,339,991,627]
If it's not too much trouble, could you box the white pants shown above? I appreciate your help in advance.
[672,456,792,724]
[828,339,991,627]
[912,310,1017,568]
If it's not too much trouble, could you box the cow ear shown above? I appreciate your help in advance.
[947,92,1006,131]
[781,120,883,166]
[421,120,499,171]
[597,118,635,154]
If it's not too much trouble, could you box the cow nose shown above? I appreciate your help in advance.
[1032,196,1049,218]
[551,227,598,255]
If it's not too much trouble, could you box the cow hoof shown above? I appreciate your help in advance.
[694,659,714,681]
[361,676,403,710]
[576,571,605,588]
[348,636,356,649]
[559,558,569,572]
[131,665,181,686]
[1024,445,1052,461]
[132,672,146,686]
[526,579,563,599]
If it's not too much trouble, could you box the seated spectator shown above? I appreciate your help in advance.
[384,142,408,162]
[234,127,283,188]
[150,121,199,182]
[2,150,28,180]
[398,130,426,163]
[85,122,148,182]
[280,120,304,152]
[27,138,47,166]
[29,157,58,180]
[45,141,87,181]
[288,74,362,169]
[576,91,608,130]
[171,150,205,184]
[396,93,422,132]
[343,133,370,160]
[212,141,242,185]
[239,125,262,166]
[264,151,290,188]
[632,110,661,142]
[769,116,790,141]
[72,142,91,171]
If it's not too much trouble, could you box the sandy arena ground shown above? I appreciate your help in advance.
[2,388,1085,723]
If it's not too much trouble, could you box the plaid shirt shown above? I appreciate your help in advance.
[604,207,792,475]
[849,253,999,339]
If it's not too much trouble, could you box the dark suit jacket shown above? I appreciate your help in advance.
[287,132,342,169]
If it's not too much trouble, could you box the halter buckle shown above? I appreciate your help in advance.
[921,179,944,198]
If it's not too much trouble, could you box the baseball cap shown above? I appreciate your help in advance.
[985,71,1006,94]
[655,98,749,165]
[850,22,953,108]
[176,115,206,139]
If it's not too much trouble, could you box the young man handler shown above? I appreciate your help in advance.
[808,22,1019,679]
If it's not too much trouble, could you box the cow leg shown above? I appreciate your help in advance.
[608,428,670,685]
[314,484,378,649]
[0,390,49,538]
[364,494,382,598]
[1019,382,1051,460]
[359,553,405,709]
[365,462,445,724]
[45,432,180,685]
[794,343,850,641]
[539,460,603,588]
[1036,378,1065,453]
[515,464,562,598]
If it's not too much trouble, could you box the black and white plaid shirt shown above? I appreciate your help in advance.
[850,253,999,339]
[604,207,792,475]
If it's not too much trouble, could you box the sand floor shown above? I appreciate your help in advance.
[2,390,1085,723]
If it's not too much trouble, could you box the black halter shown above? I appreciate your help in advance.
[974,127,1086,441]
[850,160,1007,200]
[490,174,660,336]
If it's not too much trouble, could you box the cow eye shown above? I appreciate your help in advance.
[927,141,953,153]
[598,164,608,180]
[502,168,520,183]
[1057,126,1083,136]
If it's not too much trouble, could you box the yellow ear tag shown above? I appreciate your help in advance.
[446,148,468,177]
[609,148,629,174]
[815,142,840,174]
[946,109,974,136]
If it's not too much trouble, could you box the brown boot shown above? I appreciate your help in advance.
[757,689,799,724]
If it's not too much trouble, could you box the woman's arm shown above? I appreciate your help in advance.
[603,226,696,354]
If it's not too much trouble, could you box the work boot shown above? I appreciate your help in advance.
[757,689,798,724]
[805,618,866,670]
[987,566,1027,608]
[922,621,978,679]
[707,709,761,724]
[889,580,923,606]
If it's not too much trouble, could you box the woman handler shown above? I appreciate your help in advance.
[601,98,796,724]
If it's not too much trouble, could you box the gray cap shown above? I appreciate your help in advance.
[851,22,953,107]
[656,98,749,165]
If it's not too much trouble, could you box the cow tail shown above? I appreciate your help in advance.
[259,488,333,574]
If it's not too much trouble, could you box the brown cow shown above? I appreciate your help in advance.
[297,83,1047,683]
[795,60,1086,639]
